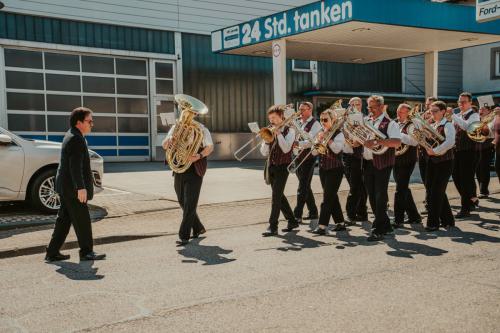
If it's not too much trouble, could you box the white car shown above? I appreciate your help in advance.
[0,127,104,213]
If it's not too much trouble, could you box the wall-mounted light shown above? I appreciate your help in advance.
[252,50,269,55]
[351,58,364,63]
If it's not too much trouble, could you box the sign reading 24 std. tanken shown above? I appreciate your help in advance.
[211,0,353,52]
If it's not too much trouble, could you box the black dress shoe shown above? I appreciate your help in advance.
[393,221,404,229]
[332,223,347,231]
[367,233,384,242]
[262,228,278,237]
[192,228,206,239]
[406,218,422,224]
[304,214,319,220]
[80,251,106,261]
[478,193,489,199]
[45,253,70,262]
[311,227,327,235]
[176,239,189,246]
[455,211,470,219]
[425,226,440,232]
[354,215,368,222]
[282,222,299,232]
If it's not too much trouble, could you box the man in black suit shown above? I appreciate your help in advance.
[45,107,106,262]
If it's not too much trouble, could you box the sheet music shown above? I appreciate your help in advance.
[477,95,494,108]
[248,122,261,134]
[159,112,176,126]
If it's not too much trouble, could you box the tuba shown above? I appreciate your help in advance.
[165,94,208,173]
[466,109,499,143]
[343,108,388,155]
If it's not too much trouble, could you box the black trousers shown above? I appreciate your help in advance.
[426,159,454,228]
[318,167,344,227]
[174,168,205,240]
[394,161,420,223]
[418,154,428,186]
[452,150,480,212]
[269,164,295,230]
[344,154,367,218]
[47,194,93,256]
[364,161,392,234]
[294,157,318,218]
[476,147,494,195]
[496,149,500,183]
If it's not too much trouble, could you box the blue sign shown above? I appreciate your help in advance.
[212,0,353,52]
[212,0,500,53]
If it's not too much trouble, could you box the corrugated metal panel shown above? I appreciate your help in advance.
[0,12,175,54]
[3,0,312,35]
[438,49,462,97]
[318,60,402,93]
[182,33,314,132]
[403,50,463,97]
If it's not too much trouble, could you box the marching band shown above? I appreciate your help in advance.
[164,93,499,246]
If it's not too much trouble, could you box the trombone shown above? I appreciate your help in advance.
[233,104,300,161]
[287,106,346,174]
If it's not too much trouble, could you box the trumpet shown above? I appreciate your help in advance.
[233,104,299,161]
[287,107,346,174]
[466,109,499,143]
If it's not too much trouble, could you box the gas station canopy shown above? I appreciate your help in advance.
[211,0,500,64]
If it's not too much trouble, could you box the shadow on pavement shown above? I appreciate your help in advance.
[48,260,104,280]
[177,237,236,265]
[0,233,167,260]
[384,239,448,258]
[103,161,266,174]
[414,226,500,245]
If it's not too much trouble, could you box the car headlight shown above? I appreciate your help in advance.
[88,149,102,160]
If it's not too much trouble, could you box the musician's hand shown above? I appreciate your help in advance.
[317,132,325,141]
[426,148,435,156]
[188,154,201,162]
[162,138,175,150]
[77,189,87,204]
[364,140,375,148]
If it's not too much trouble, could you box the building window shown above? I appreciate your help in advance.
[292,60,317,72]
[492,47,500,80]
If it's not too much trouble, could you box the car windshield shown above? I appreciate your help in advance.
[0,126,25,141]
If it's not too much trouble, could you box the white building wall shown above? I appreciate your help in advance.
[2,0,312,35]
[463,42,500,94]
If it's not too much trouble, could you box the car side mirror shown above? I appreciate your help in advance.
[0,134,13,145]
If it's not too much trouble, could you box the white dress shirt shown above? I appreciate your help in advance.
[432,118,456,155]
[399,121,418,146]
[260,127,296,156]
[297,116,322,149]
[362,113,401,160]
[163,123,213,147]
[452,108,480,131]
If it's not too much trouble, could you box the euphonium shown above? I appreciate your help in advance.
[165,94,208,173]
[343,108,388,155]
[258,104,297,143]
[466,109,499,143]
[395,104,421,156]
[407,110,445,156]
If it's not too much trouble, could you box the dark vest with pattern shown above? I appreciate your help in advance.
[396,121,417,166]
[455,110,481,152]
[429,122,454,163]
[270,127,292,166]
[193,146,208,177]
[319,131,343,170]
[372,116,396,170]
[479,138,494,151]
[297,118,317,161]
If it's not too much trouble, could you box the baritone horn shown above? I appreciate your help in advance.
[467,109,499,143]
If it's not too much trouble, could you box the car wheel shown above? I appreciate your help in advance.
[30,169,60,213]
